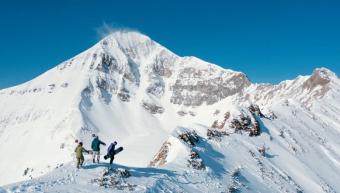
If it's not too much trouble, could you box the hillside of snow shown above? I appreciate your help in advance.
[0,31,339,193]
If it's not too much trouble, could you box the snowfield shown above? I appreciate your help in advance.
[0,31,339,193]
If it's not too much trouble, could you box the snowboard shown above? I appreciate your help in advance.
[114,147,124,155]
[104,147,123,160]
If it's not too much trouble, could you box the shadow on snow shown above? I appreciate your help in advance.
[82,162,177,178]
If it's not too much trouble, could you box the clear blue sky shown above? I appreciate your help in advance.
[1,0,340,89]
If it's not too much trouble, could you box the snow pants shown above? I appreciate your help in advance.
[109,155,114,164]
[76,156,84,168]
[92,151,100,163]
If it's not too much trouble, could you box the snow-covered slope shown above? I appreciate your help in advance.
[0,31,339,193]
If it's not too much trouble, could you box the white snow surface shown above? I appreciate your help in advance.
[0,31,340,193]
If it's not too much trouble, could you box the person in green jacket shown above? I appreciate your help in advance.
[91,134,106,163]
[75,142,89,169]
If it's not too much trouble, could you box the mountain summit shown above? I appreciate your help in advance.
[1,31,340,193]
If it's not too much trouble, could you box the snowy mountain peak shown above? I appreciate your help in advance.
[96,30,172,64]
[101,30,152,48]
[300,67,339,98]
[308,67,337,83]
[312,67,337,78]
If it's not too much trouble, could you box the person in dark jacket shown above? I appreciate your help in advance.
[74,142,89,169]
[105,141,117,164]
[91,134,106,163]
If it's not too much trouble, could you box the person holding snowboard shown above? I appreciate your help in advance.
[105,141,117,164]
[75,142,89,169]
[91,134,106,163]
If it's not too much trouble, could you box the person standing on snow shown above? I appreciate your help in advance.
[105,141,117,164]
[91,134,106,163]
[75,142,89,169]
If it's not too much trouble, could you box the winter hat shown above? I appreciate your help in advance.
[92,134,96,137]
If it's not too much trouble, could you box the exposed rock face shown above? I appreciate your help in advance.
[303,68,332,90]
[118,88,130,102]
[92,53,139,103]
[96,53,120,73]
[178,130,199,146]
[300,68,333,100]
[149,142,171,167]
[146,81,165,98]
[248,104,265,118]
[151,50,175,78]
[211,112,230,129]
[142,101,164,114]
[230,113,261,137]
[227,168,243,193]
[91,168,133,190]
[187,151,205,170]
[170,67,250,106]
[207,129,228,140]
[177,110,196,117]
[145,51,175,99]
[177,111,187,116]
